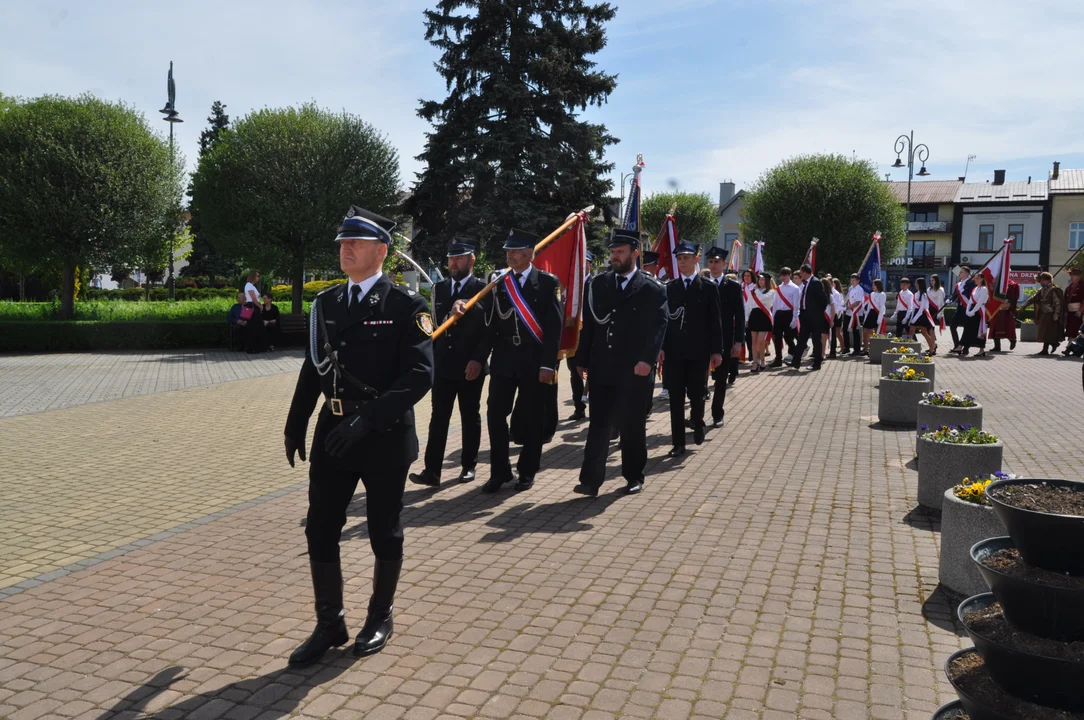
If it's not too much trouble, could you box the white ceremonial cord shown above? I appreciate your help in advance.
[309,298,335,377]
[586,278,613,325]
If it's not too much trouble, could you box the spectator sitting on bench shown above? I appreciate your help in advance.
[227,292,249,350]
[261,292,281,351]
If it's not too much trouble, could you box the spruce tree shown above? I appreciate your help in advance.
[406,0,619,262]
[185,101,236,284]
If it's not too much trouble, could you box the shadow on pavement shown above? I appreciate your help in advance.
[478,494,623,543]
[902,504,941,532]
[95,658,355,719]
[922,583,967,637]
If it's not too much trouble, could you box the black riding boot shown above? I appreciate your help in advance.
[354,557,402,657]
[288,560,349,667]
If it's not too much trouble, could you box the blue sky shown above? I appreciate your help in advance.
[3,0,1083,206]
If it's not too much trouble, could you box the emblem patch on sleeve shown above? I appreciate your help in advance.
[416,313,434,336]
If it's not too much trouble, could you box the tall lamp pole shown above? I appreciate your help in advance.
[160,61,183,299]
[891,130,930,246]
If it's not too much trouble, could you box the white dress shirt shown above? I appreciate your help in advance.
[870,291,887,316]
[774,280,801,312]
[928,287,946,318]
[847,285,866,314]
[346,271,384,307]
[967,286,989,316]
[895,288,914,316]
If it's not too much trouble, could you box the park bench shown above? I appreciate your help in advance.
[279,313,309,345]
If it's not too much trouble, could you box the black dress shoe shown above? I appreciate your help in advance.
[480,477,506,493]
[1010,338,1017,350]
[769,359,783,368]
[572,484,598,497]
[569,408,586,422]
[789,360,801,369]
[811,363,822,371]
[666,446,686,458]
[457,467,476,483]
[693,427,705,445]
[514,476,534,492]
[711,417,723,428]
[684,418,695,429]
[625,480,644,495]
[408,470,440,488]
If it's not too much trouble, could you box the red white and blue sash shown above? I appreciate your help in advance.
[502,272,544,345]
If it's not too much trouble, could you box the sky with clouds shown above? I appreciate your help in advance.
[3,0,1083,205]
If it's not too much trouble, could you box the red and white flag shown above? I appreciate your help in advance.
[981,238,1013,319]
[726,238,742,272]
[802,239,818,273]
[651,214,680,281]
[752,241,765,274]
[534,210,590,358]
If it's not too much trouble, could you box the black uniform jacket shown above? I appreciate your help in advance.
[432,274,488,381]
[285,275,435,472]
[716,276,746,350]
[662,274,723,360]
[578,270,668,386]
[799,278,830,320]
[477,266,563,380]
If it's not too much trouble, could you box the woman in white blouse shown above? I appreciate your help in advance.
[242,269,267,353]
[747,273,777,373]
[959,272,989,357]
[862,279,887,353]
[928,274,947,328]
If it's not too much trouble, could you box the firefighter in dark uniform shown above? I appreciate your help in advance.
[283,206,434,668]
[704,246,746,426]
[574,229,668,497]
[410,241,487,487]
[660,243,723,457]
[476,229,563,493]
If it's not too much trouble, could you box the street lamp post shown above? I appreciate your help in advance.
[891,130,930,246]
[160,61,183,300]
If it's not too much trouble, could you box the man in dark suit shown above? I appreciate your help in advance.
[476,229,563,493]
[565,250,594,422]
[790,263,828,370]
[704,246,745,426]
[574,229,668,497]
[410,241,487,488]
[283,206,434,667]
[661,243,723,457]
[949,265,975,353]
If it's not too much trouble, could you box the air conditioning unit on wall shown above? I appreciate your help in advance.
[961,256,971,263]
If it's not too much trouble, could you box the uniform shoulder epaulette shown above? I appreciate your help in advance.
[389,283,421,299]
[539,269,561,285]
[317,282,346,298]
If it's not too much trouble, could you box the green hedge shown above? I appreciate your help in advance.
[0,320,230,352]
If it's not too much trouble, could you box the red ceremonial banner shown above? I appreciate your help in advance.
[534,213,588,359]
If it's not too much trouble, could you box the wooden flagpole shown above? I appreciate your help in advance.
[430,205,594,340]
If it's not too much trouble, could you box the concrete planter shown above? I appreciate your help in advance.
[1019,323,1038,342]
[938,489,1006,597]
[877,377,930,427]
[883,359,936,389]
[915,401,983,459]
[879,345,923,372]
[869,337,920,363]
[916,438,1003,509]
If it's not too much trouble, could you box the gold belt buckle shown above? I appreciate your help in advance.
[329,398,344,416]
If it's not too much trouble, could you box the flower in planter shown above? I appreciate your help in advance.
[899,354,932,364]
[885,345,917,354]
[871,332,895,339]
[922,390,977,407]
[952,472,1016,505]
[919,424,1000,444]
[886,365,925,381]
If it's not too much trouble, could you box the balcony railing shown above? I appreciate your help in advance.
[907,220,950,233]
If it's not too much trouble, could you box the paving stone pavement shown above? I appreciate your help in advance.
[0,336,1077,719]
[0,350,305,418]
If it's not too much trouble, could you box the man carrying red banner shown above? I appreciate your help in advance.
[476,229,563,494]
[988,278,1020,352]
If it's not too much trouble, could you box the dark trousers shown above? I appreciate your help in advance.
[745,328,753,358]
[487,374,544,481]
[664,354,708,447]
[579,375,654,488]
[265,320,281,348]
[962,313,986,349]
[566,358,586,412]
[794,313,824,365]
[306,418,408,563]
[895,311,909,339]
[773,310,796,358]
[245,305,267,352]
[710,364,728,423]
[950,307,966,348]
[423,375,484,476]
[842,316,861,352]
[727,357,739,384]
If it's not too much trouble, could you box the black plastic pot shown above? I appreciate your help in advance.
[931,699,968,719]
[985,478,1084,574]
[972,536,1084,641]
[958,593,1084,712]
[945,648,1015,720]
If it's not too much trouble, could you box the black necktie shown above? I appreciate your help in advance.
[453,281,461,297]
[684,278,691,290]
[350,284,362,312]
[514,273,523,286]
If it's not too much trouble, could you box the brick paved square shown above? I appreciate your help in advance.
[0,343,1077,717]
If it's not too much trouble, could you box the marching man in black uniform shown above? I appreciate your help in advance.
[283,206,434,667]
[410,241,487,487]
[660,243,723,457]
[790,263,828,371]
[704,246,745,427]
[574,229,668,496]
[476,229,563,494]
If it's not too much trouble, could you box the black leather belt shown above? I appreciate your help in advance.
[324,397,368,416]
